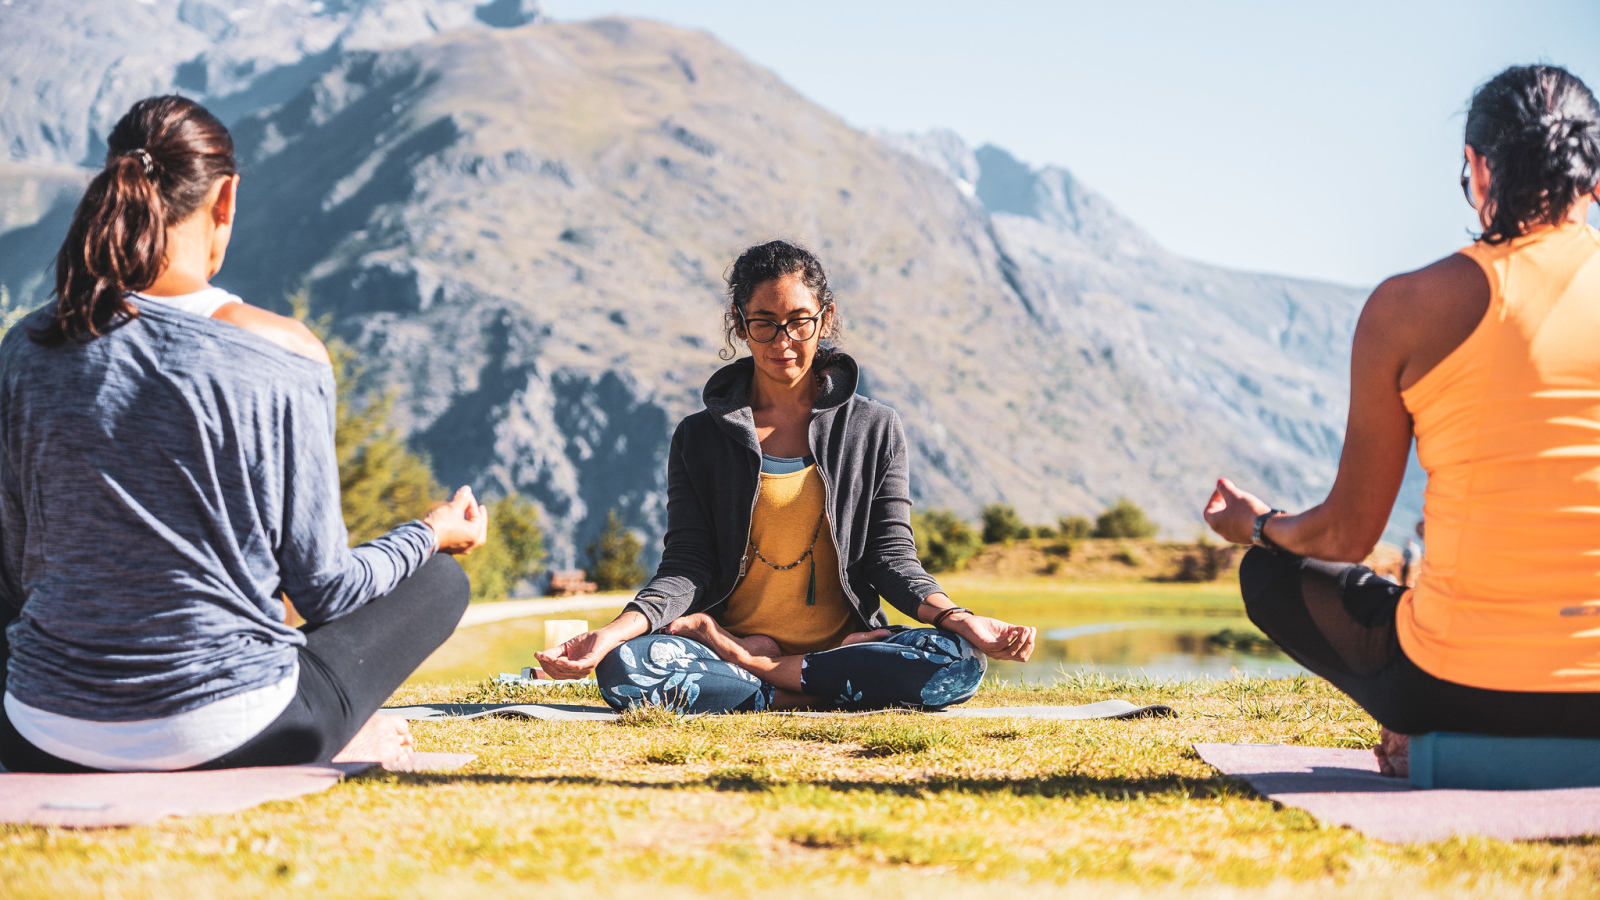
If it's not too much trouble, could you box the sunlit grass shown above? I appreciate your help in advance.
[7,672,1599,899]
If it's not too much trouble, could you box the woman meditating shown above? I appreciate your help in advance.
[1203,65,1600,770]
[537,241,1036,711]
[0,96,487,773]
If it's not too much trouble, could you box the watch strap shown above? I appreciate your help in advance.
[1252,509,1287,552]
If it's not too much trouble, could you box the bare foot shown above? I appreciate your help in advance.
[840,628,892,647]
[666,613,777,662]
[1374,727,1410,778]
[332,713,414,768]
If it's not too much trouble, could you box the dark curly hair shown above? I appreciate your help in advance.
[1465,65,1600,245]
[720,240,840,362]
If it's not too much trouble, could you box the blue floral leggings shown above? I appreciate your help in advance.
[595,628,987,714]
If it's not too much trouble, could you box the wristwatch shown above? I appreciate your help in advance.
[1251,509,1286,553]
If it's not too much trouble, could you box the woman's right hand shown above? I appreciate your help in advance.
[534,611,650,679]
[424,486,489,555]
[535,629,622,680]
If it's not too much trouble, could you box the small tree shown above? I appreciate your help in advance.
[1057,515,1093,540]
[297,292,547,600]
[980,503,1025,544]
[1092,498,1158,539]
[299,291,441,545]
[587,508,646,591]
[911,509,983,573]
[458,494,547,601]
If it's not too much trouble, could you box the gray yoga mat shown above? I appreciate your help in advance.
[1195,742,1600,843]
[381,700,1174,722]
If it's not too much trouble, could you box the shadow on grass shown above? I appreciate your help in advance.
[362,768,1258,802]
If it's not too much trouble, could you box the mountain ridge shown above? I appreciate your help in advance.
[0,4,1396,566]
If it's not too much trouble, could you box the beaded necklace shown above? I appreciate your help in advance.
[747,514,826,606]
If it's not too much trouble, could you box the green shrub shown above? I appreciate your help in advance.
[1112,542,1144,567]
[587,508,647,591]
[1057,515,1093,540]
[911,509,983,573]
[1092,498,1159,539]
[298,292,549,601]
[458,494,546,601]
[1034,525,1057,540]
[980,503,1026,544]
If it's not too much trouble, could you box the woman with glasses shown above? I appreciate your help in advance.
[536,240,1035,712]
[1202,65,1600,775]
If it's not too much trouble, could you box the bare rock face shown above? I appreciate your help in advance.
[0,9,1378,565]
[0,0,543,167]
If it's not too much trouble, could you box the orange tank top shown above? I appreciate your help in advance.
[1397,221,1600,692]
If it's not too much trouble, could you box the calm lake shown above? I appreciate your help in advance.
[903,581,1307,683]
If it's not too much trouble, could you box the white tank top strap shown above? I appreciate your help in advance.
[128,287,243,319]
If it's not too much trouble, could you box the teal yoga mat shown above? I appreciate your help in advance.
[1409,733,1600,790]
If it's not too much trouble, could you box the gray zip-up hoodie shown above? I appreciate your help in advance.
[625,352,944,632]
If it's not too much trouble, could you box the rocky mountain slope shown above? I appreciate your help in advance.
[0,2,1384,565]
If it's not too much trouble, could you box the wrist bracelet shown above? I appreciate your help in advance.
[930,606,971,630]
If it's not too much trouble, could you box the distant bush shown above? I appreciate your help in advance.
[981,504,1026,544]
[459,494,546,601]
[912,509,983,573]
[1173,543,1239,583]
[1034,525,1056,540]
[1093,498,1158,539]
[1057,515,1093,540]
[1112,542,1144,567]
[587,508,647,591]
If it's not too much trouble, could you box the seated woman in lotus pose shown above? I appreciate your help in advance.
[0,96,487,773]
[537,241,1036,711]
[1203,65,1600,772]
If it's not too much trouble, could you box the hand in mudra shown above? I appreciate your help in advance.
[950,614,1036,662]
[535,629,619,680]
[424,486,489,555]
[1202,477,1274,545]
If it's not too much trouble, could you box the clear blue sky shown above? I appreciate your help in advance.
[541,0,1598,287]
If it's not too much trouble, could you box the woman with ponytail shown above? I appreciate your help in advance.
[0,96,488,772]
[1202,65,1600,774]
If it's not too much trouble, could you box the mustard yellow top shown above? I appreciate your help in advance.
[720,465,857,655]
[1397,221,1600,691]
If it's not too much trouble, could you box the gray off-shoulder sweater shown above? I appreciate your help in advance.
[0,304,435,722]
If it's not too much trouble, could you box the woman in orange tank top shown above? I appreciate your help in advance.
[1203,65,1600,769]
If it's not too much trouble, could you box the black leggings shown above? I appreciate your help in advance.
[1241,547,1600,737]
[0,554,469,773]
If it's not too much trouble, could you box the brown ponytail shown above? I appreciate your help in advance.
[33,96,236,346]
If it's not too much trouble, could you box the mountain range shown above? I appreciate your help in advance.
[1,0,1411,568]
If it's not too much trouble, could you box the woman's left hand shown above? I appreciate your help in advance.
[949,614,1036,662]
[1203,477,1274,545]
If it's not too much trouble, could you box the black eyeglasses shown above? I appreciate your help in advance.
[739,310,821,343]
[1460,156,1477,209]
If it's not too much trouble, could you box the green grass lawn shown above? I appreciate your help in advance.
[9,583,1593,898]
[6,671,1599,898]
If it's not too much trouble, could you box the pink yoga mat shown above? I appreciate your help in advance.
[0,752,477,828]
[1195,742,1600,843]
